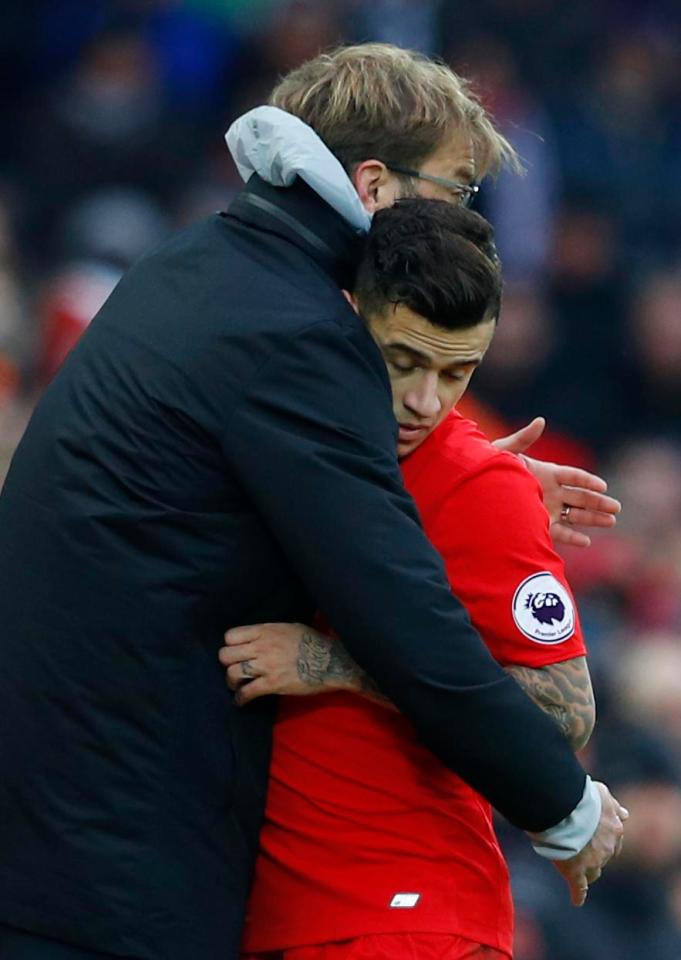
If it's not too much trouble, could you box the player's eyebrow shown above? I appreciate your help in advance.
[383,342,431,362]
[384,342,484,368]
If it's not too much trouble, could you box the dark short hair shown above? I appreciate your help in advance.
[354,199,502,330]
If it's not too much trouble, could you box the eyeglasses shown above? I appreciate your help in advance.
[386,163,480,208]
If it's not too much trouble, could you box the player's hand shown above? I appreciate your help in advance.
[524,458,621,548]
[219,622,335,705]
[493,417,621,548]
[553,781,629,907]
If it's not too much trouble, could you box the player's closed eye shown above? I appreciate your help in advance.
[389,360,419,375]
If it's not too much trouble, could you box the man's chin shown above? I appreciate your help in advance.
[397,440,418,459]
[398,426,437,459]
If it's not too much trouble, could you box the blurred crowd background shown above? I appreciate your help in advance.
[1,1,680,957]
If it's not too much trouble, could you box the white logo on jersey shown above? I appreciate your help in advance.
[512,571,575,644]
[389,893,421,908]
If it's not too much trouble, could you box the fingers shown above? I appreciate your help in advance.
[602,819,625,867]
[596,782,629,821]
[551,525,592,549]
[559,507,618,529]
[553,467,608,493]
[561,486,621,516]
[224,625,263,646]
[562,858,603,908]
[551,488,622,548]
[570,868,601,908]
[220,623,315,701]
[569,876,589,908]
[226,660,260,691]
[240,659,257,680]
[592,783,627,866]
[219,641,257,667]
[555,783,629,907]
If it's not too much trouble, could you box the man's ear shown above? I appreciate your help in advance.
[351,160,398,213]
[341,290,360,314]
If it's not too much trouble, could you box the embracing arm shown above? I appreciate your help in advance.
[294,625,393,709]
[333,646,599,754]
[506,657,595,752]
[223,317,590,831]
[221,619,623,906]
[221,621,394,708]
[221,626,594,750]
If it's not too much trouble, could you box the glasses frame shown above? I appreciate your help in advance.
[386,163,480,208]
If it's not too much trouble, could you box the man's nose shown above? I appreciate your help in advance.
[404,374,441,420]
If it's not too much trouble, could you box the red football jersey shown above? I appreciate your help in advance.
[241,411,586,957]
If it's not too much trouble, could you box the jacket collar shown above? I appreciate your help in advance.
[226,174,364,290]
[225,106,371,233]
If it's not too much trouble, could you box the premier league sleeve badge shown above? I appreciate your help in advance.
[512,571,575,644]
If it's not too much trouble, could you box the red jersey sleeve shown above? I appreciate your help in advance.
[424,452,586,668]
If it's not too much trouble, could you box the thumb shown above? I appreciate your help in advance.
[493,417,546,455]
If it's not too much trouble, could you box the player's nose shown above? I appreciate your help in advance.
[405,375,441,420]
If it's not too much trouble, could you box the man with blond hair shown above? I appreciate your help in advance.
[0,44,623,960]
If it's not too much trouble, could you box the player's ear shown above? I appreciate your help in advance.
[342,290,360,315]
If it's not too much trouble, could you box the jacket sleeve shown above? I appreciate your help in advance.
[223,317,586,832]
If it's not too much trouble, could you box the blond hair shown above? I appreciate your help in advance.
[270,43,520,179]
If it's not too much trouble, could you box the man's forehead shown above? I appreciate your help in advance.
[379,307,493,360]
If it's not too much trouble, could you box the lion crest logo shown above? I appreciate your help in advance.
[524,592,566,626]
[512,573,575,644]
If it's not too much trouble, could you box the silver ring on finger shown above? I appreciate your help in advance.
[241,660,257,680]
[560,505,572,523]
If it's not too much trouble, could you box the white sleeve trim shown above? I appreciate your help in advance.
[529,776,602,860]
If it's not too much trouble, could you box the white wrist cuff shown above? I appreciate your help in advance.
[529,776,602,861]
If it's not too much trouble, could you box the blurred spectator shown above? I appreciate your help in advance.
[450,35,560,282]
[539,725,681,960]
[36,186,170,387]
[471,280,596,466]
[144,3,243,109]
[348,0,442,54]
[0,190,27,402]
[59,187,170,268]
[503,723,681,960]
[615,639,681,752]
[18,25,201,262]
[36,261,122,388]
[552,31,677,266]
[564,439,681,633]
[620,269,681,441]
[228,0,343,114]
[545,202,628,445]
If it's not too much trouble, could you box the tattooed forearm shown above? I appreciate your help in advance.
[296,629,394,708]
[506,656,595,752]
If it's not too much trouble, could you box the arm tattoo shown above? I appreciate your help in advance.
[506,656,595,752]
[296,629,394,708]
